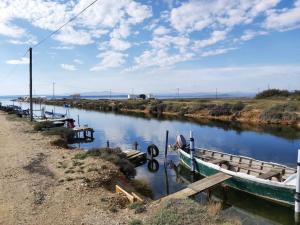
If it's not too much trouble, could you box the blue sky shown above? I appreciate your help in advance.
[0,0,300,95]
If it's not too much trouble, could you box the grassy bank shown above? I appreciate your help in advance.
[39,97,300,127]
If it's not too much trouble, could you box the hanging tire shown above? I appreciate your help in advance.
[148,159,159,172]
[147,144,159,158]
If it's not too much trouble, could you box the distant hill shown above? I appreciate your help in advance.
[70,91,128,97]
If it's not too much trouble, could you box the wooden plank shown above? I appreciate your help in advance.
[115,185,134,203]
[160,172,231,201]
[257,170,281,180]
[125,150,140,158]
[128,152,146,160]
[188,173,232,192]
[132,192,144,202]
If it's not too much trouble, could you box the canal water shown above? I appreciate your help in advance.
[1,97,300,225]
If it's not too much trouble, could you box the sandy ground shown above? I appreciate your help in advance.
[0,112,141,225]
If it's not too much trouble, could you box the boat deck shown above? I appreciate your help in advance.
[193,148,296,182]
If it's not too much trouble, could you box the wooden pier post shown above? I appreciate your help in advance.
[295,149,300,223]
[190,131,195,173]
[164,130,169,161]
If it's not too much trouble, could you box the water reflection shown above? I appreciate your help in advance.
[1,98,300,224]
[172,163,294,225]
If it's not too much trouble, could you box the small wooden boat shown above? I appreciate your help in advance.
[178,148,296,206]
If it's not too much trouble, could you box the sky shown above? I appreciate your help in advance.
[0,0,300,95]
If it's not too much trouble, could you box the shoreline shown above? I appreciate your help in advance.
[31,98,300,128]
[0,111,239,225]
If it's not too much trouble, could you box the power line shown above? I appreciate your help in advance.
[32,0,100,49]
[0,49,29,82]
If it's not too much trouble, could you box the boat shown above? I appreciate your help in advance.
[44,111,65,119]
[178,148,296,206]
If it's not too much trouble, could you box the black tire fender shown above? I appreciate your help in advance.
[147,144,159,157]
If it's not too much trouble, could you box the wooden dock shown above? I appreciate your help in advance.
[124,149,147,166]
[158,172,232,202]
[73,127,94,140]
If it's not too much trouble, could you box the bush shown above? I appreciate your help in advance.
[260,103,298,123]
[209,102,245,117]
[74,152,88,160]
[43,127,75,142]
[128,202,146,214]
[132,179,153,198]
[77,148,136,177]
[256,89,290,99]
[129,219,143,225]
[33,121,57,131]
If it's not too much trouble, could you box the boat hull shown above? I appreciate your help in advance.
[179,150,295,206]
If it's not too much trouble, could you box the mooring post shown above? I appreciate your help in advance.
[190,131,195,173]
[295,149,300,223]
[29,47,33,121]
[107,140,110,148]
[164,130,169,161]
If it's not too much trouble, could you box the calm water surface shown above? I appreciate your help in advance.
[1,98,300,225]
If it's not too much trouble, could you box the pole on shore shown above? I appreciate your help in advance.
[107,140,110,148]
[29,47,33,121]
[164,130,169,161]
[190,131,195,173]
[295,149,300,223]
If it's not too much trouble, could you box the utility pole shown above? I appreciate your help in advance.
[29,47,33,121]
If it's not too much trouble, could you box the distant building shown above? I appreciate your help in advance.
[146,94,155,99]
[70,93,81,100]
[128,94,137,99]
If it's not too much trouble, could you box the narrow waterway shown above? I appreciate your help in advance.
[2,98,300,225]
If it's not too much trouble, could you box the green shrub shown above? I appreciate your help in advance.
[43,127,75,142]
[77,148,136,177]
[255,89,290,99]
[129,219,143,225]
[34,121,57,131]
[74,152,88,160]
[128,202,146,214]
[132,179,153,198]
[260,103,298,123]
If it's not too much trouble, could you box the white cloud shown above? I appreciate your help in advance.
[109,38,131,51]
[153,26,170,36]
[91,51,128,71]
[264,0,300,30]
[0,23,26,38]
[7,35,37,45]
[52,46,74,50]
[239,30,268,41]
[54,27,94,45]
[74,59,83,64]
[201,48,236,57]
[194,30,228,49]
[61,64,77,71]
[170,0,279,33]
[6,57,29,65]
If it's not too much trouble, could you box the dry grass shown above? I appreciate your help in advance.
[207,201,222,216]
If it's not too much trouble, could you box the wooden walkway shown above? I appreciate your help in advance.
[73,127,94,139]
[159,172,232,201]
[124,149,147,166]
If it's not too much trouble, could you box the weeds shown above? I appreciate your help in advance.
[129,219,143,225]
[73,148,136,177]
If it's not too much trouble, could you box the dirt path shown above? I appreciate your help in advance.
[0,112,138,225]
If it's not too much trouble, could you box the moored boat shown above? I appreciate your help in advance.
[178,148,296,206]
